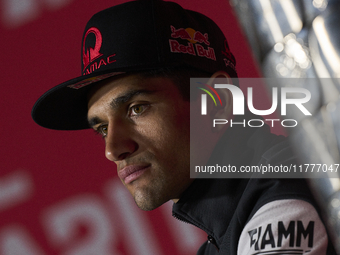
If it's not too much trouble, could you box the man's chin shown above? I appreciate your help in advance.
[132,188,168,211]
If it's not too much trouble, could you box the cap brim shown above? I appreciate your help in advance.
[32,70,126,130]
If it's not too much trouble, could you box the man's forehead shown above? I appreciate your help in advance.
[87,73,183,111]
[88,73,175,99]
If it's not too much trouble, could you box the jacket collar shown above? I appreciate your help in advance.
[172,115,282,247]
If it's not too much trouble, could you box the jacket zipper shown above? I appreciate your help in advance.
[208,235,219,252]
[172,212,220,252]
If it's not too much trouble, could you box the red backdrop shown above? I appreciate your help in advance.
[0,0,262,254]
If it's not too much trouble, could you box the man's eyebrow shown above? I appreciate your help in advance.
[88,89,156,128]
[88,116,102,128]
[109,89,156,110]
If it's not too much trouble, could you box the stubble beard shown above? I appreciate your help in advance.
[132,175,169,211]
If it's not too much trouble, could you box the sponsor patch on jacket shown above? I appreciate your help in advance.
[248,220,314,254]
[237,200,328,255]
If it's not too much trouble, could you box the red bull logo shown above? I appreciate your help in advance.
[170,26,192,41]
[170,26,210,45]
[169,25,216,61]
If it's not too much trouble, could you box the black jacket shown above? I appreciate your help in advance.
[172,122,335,254]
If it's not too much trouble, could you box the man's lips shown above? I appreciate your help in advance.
[118,164,150,184]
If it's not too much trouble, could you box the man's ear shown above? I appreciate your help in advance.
[205,71,233,132]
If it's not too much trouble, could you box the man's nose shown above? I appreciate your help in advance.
[105,122,138,162]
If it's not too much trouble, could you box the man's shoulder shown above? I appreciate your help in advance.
[237,199,330,255]
[246,125,294,166]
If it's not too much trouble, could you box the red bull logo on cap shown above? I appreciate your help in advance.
[169,25,216,61]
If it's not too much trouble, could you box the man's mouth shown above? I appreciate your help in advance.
[118,164,150,184]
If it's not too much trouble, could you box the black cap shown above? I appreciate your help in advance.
[32,0,237,130]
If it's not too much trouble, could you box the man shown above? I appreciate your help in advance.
[32,0,334,254]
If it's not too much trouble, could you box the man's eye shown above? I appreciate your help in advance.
[130,104,148,116]
[96,124,108,138]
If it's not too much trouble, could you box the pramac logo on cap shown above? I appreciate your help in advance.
[83,27,103,69]
[82,27,116,76]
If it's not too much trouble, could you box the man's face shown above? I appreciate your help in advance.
[87,74,193,210]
